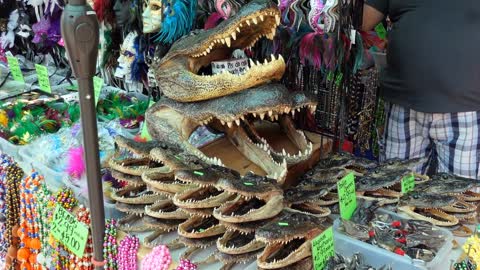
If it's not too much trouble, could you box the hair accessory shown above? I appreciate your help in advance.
[154,0,197,44]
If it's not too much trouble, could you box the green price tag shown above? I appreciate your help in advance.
[6,56,24,83]
[312,226,334,270]
[243,182,254,186]
[93,76,103,106]
[140,100,155,141]
[401,174,415,194]
[337,172,357,220]
[278,222,289,226]
[35,64,51,93]
[50,205,89,257]
[375,23,387,39]
[193,171,204,176]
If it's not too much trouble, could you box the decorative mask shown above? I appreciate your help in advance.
[113,0,131,26]
[142,0,163,34]
[150,0,197,44]
[115,32,137,80]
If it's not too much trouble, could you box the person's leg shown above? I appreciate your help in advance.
[381,103,433,173]
[431,111,480,179]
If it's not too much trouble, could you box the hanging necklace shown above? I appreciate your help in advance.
[17,171,42,269]
[103,219,118,270]
[69,205,93,270]
[117,235,139,270]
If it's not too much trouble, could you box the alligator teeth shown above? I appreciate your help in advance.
[275,15,280,24]
[246,19,251,26]
[236,27,240,33]
[235,119,240,126]
[231,32,237,40]
[225,37,231,47]
[252,18,258,24]
[260,113,265,120]
[260,15,264,21]
[249,59,255,67]
[221,39,225,44]
[227,121,233,128]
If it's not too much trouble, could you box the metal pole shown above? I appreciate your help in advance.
[60,3,105,269]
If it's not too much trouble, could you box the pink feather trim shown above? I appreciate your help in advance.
[67,146,86,179]
[299,33,323,70]
[204,12,224,30]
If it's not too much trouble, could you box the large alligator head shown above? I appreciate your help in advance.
[152,0,284,102]
[146,84,316,183]
[255,209,330,269]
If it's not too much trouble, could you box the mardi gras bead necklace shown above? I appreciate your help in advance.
[117,235,139,270]
[0,156,8,258]
[54,187,78,212]
[35,183,53,269]
[141,245,171,270]
[5,163,23,246]
[69,205,93,270]
[17,171,42,269]
[103,219,118,270]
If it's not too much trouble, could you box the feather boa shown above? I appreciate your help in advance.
[66,146,85,179]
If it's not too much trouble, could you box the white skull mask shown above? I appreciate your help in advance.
[115,32,138,79]
[142,0,163,34]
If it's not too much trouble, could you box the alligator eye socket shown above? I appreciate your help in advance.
[442,174,447,179]
[412,194,419,199]
[388,160,394,165]
[193,160,200,165]
[308,171,313,176]
[160,144,168,149]
[374,169,380,174]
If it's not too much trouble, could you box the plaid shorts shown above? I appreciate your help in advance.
[380,103,480,179]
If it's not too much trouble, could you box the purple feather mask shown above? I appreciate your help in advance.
[32,16,61,48]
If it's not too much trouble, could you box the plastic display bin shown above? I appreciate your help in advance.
[333,209,453,270]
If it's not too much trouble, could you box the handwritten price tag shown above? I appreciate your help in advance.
[312,227,334,270]
[401,174,415,194]
[51,205,89,257]
[140,100,155,141]
[35,64,51,93]
[93,76,103,106]
[6,56,24,83]
[337,172,357,220]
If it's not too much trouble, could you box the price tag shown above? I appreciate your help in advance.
[375,23,387,39]
[51,205,89,257]
[401,174,415,194]
[35,64,51,93]
[312,226,334,270]
[140,100,155,141]
[6,56,24,83]
[337,172,357,220]
[93,76,103,106]
[243,182,255,186]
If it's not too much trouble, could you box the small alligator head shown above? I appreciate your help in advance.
[216,230,265,255]
[175,165,241,187]
[213,172,284,223]
[372,157,427,175]
[177,216,226,239]
[355,172,405,192]
[111,185,169,205]
[417,173,476,194]
[150,146,222,170]
[145,199,190,220]
[142,170,196,194]
[398,191,459,226]
[256,209,330,269]
[315,152,377,173]
[153,0,284,102]
[173,185,235,209]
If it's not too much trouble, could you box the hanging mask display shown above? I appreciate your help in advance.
[142,0,163,34]
[115,32,137,79]
[150,0,197,44]
[113,0,132,26]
